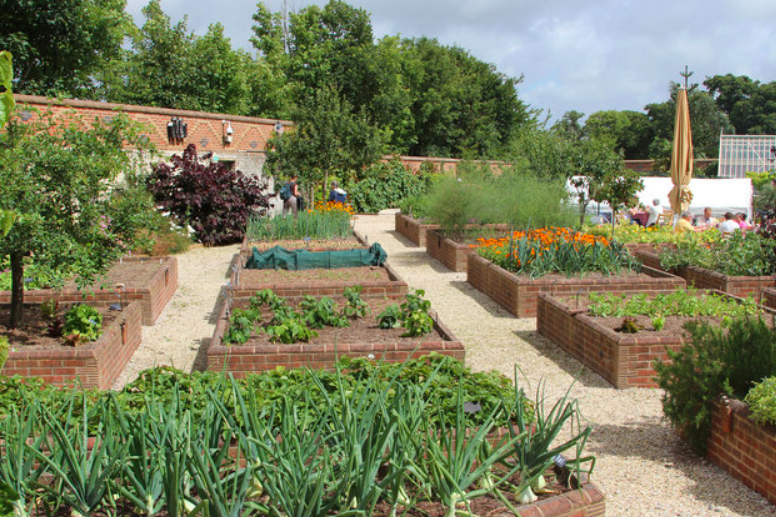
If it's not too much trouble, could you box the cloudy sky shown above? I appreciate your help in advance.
[125,0,776,121]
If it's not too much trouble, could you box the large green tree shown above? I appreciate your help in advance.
[584,110,654,159]
[0,113,151,328]
[0,0,131,96]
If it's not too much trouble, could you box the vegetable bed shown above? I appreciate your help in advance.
[0,301,142,388]
[537,290,767,388]
[208,289,464,374]
[0,256,178,325]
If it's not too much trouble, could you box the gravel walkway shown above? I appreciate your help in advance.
[112,214,776,517]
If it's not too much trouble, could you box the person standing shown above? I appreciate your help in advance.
[647,199,662,227]
[282,174,300,216]
[327,181,348,204]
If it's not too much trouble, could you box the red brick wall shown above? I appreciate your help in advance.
[207,302,465,375]
[1,301,142,389]
[468,254,685,318]
[0,256,178,325]
[763,288,776,310]
[518,475,605,517]
[14,95,289,154]
[394,213,440,247]
[707,396,776,505]
[425,226,509,272]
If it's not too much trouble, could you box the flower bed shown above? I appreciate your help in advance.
[707,396,776,505]
[0,301,142,389]
[634,250,776,300]
[537,290,765,388]
[394,212,440,247]
[208,294,464,375]
[469,254,683,318]
[0,256,177,325]
[425,225,510,272]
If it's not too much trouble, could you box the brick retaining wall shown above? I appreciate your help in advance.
[1,301,142,389]
[518,474,605,517]
[707,396,776,505]
[425,226,509,272]
[207,300,465,375]
[468,254,685,318]
[0,257,178,326]
[394,213,440,247]
[763,288,776,310]
[634,250,775,300]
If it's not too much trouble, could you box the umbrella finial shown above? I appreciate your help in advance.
[680,65,694,89]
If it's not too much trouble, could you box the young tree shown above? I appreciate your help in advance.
[567,138,627,227]
[0,112,152,328]
[594,168,644,238]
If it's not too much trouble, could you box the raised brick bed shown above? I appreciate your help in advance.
[240,229,369,253]
[0,301,142,389]
[228,253,408,301]
[517,472,605,517]
[634,250,775,300]
[394,212,440,247]
[468,253,685,318]
[536,292,774,389]
[207,300,465,376]
[707,396,776,505]
[425,226,509,272]
[0,256,178,326]
[623,242,676,256]
[763,287,776,310]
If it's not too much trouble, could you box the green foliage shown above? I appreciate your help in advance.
[745,377,776,426]
[0,110,153,327]
[0,51,14,128]
[376,304,403,329]
[585,224,722,245]
[659,231,776,276]
[0,337,7,372]
[0,0,131,97]
[341,286,369,319]
[614,317,643,333]
[586,289,759,319]
[346,159,432,213]
[245,210,352,241]
[584,110,654,159]
[62,305,102,345]
[655,316,776,453]
[299,296,349,329]
[424,176,481,233]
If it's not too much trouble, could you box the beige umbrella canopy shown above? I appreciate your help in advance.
[668,87,694,215]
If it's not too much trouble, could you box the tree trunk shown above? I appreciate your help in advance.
[9,252,24,329]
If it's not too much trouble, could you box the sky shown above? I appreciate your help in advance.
[125,0,776,121]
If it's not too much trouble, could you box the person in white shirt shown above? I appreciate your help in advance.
[718,212,740,235]
[646,199,662,227]
[694,207,718,229]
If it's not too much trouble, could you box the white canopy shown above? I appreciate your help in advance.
[569,177,754,219]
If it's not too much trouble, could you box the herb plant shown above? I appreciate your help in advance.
[299,296,349,329]
[376,305,403,329]
[587,289,758,319]
[659,231,776,277]
[341,286,369,319]
[62,305,103,345]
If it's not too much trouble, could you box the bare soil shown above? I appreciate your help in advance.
[592,314,720,337]
[239,265,391,285]
[246,236,362,251]
[0,304,120,351]
[229,297,445,345]
[64,259,163,290]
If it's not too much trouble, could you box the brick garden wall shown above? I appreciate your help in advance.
[468,254,685,318]
[763,288,776,310]
[394,213,440,247]
[707,396,776,505]
[425,226,509,272]
[0,301,142,389]
[0,256,178,325]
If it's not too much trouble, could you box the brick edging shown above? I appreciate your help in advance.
[425,225,510,272]
[394,212,440,247]
[1,301,143,389]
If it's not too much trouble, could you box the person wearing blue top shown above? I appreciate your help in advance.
[327,181,347,204]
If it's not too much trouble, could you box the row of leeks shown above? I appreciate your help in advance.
[0,364,594,517]
[245,210,353,242]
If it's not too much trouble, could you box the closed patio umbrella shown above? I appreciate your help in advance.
[667,86,694,217]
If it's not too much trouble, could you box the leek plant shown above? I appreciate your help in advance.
[0,404,47,517]
[418,385,521,517]
[502,375,595,504]
[31,398,128,517]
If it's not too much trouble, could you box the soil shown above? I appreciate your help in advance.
[592,314,722,338]
[228,297,446,345]
[63,258,165,290]
[239,265,391,286]
[528,269,645,281]
[0,304,120,351]
[246,236,363,251]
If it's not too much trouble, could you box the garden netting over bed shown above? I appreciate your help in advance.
[245,242,387,270]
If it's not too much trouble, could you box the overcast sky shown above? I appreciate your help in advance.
[125,0,776,121]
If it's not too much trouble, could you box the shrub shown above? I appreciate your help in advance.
[346,159,432,213]
[745,377,776,426]
[146,144,271,245]
[655,316,776,453]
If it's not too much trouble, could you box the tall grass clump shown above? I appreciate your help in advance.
[245,210,352,241]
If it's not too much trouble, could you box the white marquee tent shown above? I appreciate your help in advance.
[569,177,754,220]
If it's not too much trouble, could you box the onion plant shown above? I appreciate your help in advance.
[0,403,47,517]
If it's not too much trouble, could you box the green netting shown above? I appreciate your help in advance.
[245,243,388,270]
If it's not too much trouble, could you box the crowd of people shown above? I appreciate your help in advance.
[624,199,754,235]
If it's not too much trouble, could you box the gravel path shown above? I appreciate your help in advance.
[354,212,776,517]
[112,214,776,516]
[112,244,239,389]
